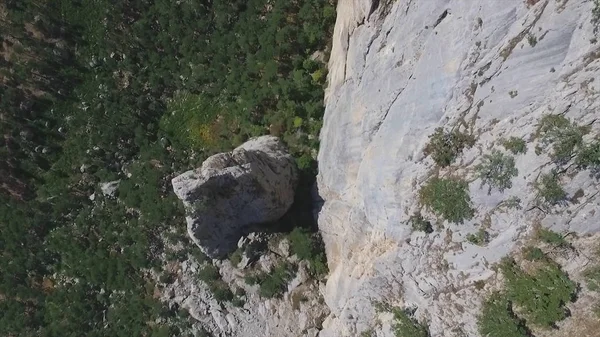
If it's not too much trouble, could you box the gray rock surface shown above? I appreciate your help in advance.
[100,180,120,197]
[160,235,329,337]
[172,136,297,258]
[317,0,600,336]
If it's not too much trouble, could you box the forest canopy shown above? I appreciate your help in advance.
[0,0,335,335]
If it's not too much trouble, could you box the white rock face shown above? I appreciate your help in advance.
[172,136,297,258]
[318,0,600,336]
[100,180,120,197]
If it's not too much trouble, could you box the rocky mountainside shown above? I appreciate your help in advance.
[168,1,600,336]
[317,0,600,336]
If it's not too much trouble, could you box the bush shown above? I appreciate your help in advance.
[593,0,600,33]
[197,264,220,283]
[466,228,489,246]
[360,329,375,337]
[502,137,527,154]
[229,248,243,266]
[522,246,546,261]
[536,114,586,165]
[159,92,221,150]
[475,150,518,194]
[197,264,235,303]
[537,229,570,248]
[419,177,474,223]
[258,262,297,298]
[478,293,530,337]
[287,227,329,278]
[576,140,600,178]
[288,227,315,261]
[583,266,600,291]
[246,262,297,298]
[210,282,234,302]
[499,257,577,328]
[535,171,567,206]
[409,213,433,234]
[501,196,522,210]
[391,307,429,337]
[424,127,476,167]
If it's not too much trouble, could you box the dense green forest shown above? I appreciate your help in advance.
[0,0,335,335]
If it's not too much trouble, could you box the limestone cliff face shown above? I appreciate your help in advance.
[317,0,600,336]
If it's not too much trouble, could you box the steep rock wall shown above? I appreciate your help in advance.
[318,0,600,336]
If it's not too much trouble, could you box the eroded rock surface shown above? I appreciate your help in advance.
[172,136,297,258]
[160,232,329,337]
[318,0,600,336]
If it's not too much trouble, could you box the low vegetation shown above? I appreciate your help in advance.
[593,0,600,33]
[229,248,243,266]
[197,264,234,302]
[583,266,600,291]
[522,246,546,262]
[475,150,518,194]
[576,140,600,178]
[536,228,570,249]
[245,262,297,298]
[479,248,577,335]
[466,228,490,246]
[287,227,328,278]
[391,307,429,337]
[502,137,527,155]
[419,177,474,223]
[535,171,567,206]
[499,257,576,328]
[536,114,588,165]
[409,212,434,234]
[478,293,530,337]
[423,127,476,167]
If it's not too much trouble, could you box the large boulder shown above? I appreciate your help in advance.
[172,136,297,258]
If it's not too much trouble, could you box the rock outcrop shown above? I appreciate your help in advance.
[318,0,600,336]
[172,136,297,258]
[161,232,329,337]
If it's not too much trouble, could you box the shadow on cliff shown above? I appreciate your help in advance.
[254,160,323,236]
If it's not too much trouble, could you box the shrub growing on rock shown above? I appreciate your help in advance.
[246,262,297,298]
[536,114,587,165]
[576,140,600,178]
[197,264,234,302]
[258,262,297,298]
[229,248,243,266]
[466,228,489,246]
[391,307,429,337]
[584,266,600,291]
[536,228,570,249]
[409,212,433,234]
[419,177,474,223]
[475,150,518,194]
[535,171,567,206]
[522,246,546,261]
[424,127,476,167]
[287,227,329,278]
[499,257,576,328]
[478,293,530,337]
[502,137,527,154]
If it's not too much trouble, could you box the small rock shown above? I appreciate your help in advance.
[100,180,120,197]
